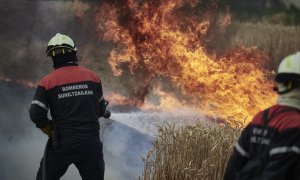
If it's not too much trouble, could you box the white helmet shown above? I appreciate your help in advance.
[275,52,300,94]
[46,33,77,57]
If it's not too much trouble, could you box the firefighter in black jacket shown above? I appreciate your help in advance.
[29,33,110,180]
[224,52,300,180]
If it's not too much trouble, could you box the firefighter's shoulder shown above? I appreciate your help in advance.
[77,66,101,83]
[250,105,300,130]
[269,106,300,132]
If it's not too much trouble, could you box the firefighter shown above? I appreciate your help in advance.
[224,52,300,180]
[29,33,110,180]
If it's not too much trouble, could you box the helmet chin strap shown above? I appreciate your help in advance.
[277,88,294,95]
[277,88,300,110]
[276,82,299,95]
[53,60,77,69]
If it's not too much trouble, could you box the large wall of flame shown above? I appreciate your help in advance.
[94,0,278,124]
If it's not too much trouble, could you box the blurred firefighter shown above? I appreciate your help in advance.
[29,33,110,180]
[224,52,300,180]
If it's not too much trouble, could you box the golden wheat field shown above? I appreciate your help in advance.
[142,121,242,180]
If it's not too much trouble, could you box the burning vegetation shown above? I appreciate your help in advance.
[95,0,276,126]
[1,1,300,180]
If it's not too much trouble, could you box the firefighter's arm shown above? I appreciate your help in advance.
[223,126,251,180]
[97,82,110,118]
[98,98,111,118]
[29,85,52,135]
[262,129,300,179]
[98,95,106,116]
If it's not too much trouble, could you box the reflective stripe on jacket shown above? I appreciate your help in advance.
[29,65,105,145]
[224,105,300,180]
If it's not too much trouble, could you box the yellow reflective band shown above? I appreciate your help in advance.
[285,56,292,69]
[52,51,55,56]
[62,35,67,41]
[62,49,65,54]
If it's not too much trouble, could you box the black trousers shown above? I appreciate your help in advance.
[36,141,105,180]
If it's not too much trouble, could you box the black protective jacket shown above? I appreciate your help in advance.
[29,64,106,147]
[224,105,300,180]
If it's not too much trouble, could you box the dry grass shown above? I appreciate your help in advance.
[228,22,300,65]
[142,121,241,180]
[210,22,300,68]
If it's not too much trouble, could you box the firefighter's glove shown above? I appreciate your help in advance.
[40,121,53,137]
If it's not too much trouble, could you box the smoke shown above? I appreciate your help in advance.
[289,0,300,8]
[0,0,41,80]
[0,81,203,180]
[0,0,148,103]
[0,1,154,179]
[0,0,106,81]
[0,82,152,180]
[100,118,153,180]
[0,82,43,179]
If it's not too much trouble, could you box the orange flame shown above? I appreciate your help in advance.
[95,0,276,125]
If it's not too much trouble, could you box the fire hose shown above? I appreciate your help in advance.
[42,101,111,180]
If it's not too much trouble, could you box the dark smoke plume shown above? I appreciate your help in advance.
[0,0,107,81]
